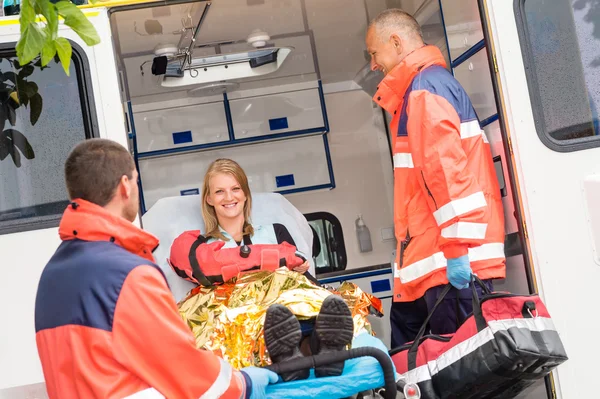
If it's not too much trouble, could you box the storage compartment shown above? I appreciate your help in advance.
[140,134,333,210]
[453,48,497,121]
[229,88,326,140]
[440,0,484,61]
[134,101,230,154]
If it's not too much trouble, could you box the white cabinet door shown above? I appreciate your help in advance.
[140,134,332,210]
[229,88,325,139]
[134,101,229,153]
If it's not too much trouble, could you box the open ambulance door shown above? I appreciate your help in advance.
[480,0,600,398]
[0,9,126,395]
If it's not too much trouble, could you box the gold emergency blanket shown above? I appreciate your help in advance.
[178,267,383,369]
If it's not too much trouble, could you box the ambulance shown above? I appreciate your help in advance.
[0,0,597,398]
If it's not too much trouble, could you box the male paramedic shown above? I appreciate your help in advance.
[366,9,506,348]
[34,138,277,398]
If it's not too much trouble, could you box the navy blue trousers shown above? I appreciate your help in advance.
[390,279,493,349]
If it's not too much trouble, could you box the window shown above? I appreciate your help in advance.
[0,43,97,235]
[304,212,347,275]
[516,0,600,151]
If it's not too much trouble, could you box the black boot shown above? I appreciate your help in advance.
[264,304,310,382]
[313,295,354,377]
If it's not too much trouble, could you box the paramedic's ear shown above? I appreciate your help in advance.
[390,33,403,55]
[119,174,133,200]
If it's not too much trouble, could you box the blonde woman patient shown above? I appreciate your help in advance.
[199,158,319,284]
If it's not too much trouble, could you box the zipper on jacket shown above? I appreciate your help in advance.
[421,171,438,209]
[399,233,411,268]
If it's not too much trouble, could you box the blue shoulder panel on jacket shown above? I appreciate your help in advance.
[397,65,479,137]
[34,240,162,332]
[409,65,479,123]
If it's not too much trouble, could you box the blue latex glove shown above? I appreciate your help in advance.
[446,255,472,290]
[241,366,279,399]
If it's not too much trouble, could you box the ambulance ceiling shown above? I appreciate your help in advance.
[110,0,445,98]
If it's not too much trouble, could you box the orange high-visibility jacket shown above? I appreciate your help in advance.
[373,46,506,302]
[34,199,249,398]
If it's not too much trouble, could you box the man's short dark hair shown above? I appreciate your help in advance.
[65,138,135,207]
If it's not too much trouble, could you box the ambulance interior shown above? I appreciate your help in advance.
[117,0,537,397]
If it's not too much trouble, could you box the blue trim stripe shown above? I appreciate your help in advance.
[276,183,333,196]
[438,0,454,77]
[127,101,147,215]
[322,134,336,189]
[137,129,326,159]
[318,268,392,285]
[318,81,330,132]
[451,40,485,69]
[223,93,235,141]
[481,113,499,128]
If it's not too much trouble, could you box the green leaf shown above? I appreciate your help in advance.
[18,81,39,99]
[55,37,72,75]
[18,0,35,35]
[41,39,57,67]
[19,64,35,78]
[35,0,58,38]
[6,103,17,126]
[6,129,36,160]
[16,24,47,66]
[2,72,17,84]
[56,1,100,46]
[0,105,6,131]
[29,92,43,126]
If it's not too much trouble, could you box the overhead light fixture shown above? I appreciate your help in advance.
[159,46,293,88]
[247,29,270,48]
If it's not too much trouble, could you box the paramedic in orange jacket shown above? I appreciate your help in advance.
[366,9,506,347]
[34,138,277,399]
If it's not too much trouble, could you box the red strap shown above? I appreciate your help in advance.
[260,249,281,271]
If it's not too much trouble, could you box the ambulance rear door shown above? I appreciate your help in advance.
[0,8,126,395]
[483,1,600,397]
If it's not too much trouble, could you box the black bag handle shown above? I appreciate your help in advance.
[407,275,492,370]
[188,234,223,287]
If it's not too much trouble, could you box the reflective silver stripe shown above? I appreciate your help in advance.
[399,317,557,384]
[441,222,487,240]
[199,358,233,399]
[393,152,414,168]
[460,120,482,139]
[123,388,165,399]
[396,243,505,282]
[487,317,556,334]
[461,120,489,143]
[433,191,487,226]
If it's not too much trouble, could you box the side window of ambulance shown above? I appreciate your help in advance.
[0,43,96,235]
[305,212,347,275]
[516,0,600,151]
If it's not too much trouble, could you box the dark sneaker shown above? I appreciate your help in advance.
[263,304,309,381]
[314,294,354,377]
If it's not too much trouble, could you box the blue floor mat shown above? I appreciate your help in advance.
[265,332,395,399]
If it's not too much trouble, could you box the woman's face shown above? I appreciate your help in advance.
[206,172,247,223]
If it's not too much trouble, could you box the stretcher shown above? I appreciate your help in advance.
[262,332,399,399]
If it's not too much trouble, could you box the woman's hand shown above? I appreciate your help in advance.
[292,260,310,274]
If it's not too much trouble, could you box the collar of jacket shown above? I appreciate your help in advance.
[59,198,159,262]
[372,45,447,113]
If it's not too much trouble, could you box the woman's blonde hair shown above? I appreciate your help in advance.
[202,158,254,241]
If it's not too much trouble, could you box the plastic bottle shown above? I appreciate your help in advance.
[355,214,373,253]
